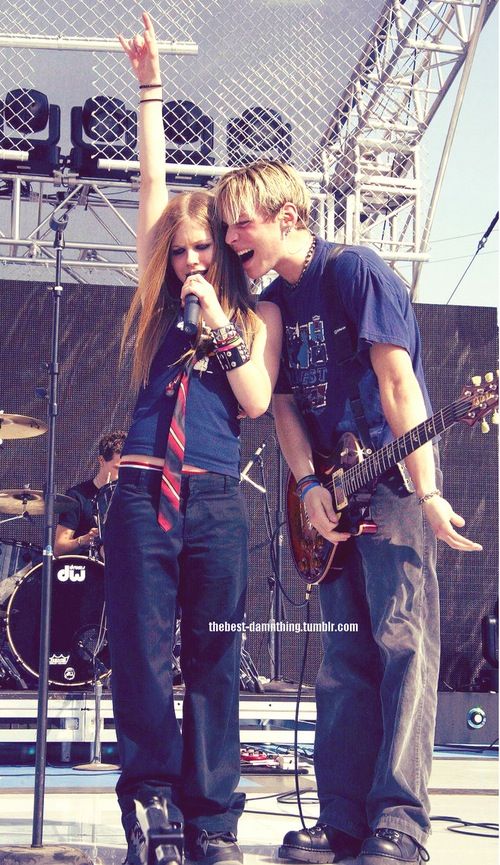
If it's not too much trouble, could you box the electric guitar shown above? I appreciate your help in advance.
[286,373,499,585]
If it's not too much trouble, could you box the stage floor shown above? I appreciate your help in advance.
[0,750,497,864]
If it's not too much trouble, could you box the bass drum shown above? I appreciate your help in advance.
[6,555,111,687]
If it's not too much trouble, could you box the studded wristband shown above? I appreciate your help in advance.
[211,323,240,347]
[214,338,250,372]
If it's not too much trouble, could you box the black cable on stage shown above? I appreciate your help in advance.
[445,211,499,305]
[244,791,499,840]
[267,521,309,609]
[431,816,499,839]
[277,788,318,805]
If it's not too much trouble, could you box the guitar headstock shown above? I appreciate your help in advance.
[456,371,499,429]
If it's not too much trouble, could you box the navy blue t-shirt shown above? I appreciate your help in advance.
[261,237,432,456]
[122,313,241,478]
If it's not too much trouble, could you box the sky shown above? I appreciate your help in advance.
[410,5,498,308]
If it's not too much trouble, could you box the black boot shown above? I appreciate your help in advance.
[278,822,361,863]
[357,829,430,865]
[185,828,243,865]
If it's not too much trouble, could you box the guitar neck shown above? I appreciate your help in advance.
[344,402,458,496]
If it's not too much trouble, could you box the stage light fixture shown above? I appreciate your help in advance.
[69,96,137,181]
[0,87,61,174]
[227,106,292,166]
[162,99,214,185]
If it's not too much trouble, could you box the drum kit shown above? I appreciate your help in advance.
[0,411,111,691]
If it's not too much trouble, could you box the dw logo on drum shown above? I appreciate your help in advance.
[56,563,86,583]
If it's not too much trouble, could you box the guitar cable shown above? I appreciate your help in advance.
[258,440,319,830]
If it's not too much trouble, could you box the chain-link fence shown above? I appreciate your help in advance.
[1,0,385,171]
[0,0,494,283]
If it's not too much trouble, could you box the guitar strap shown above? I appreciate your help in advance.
[322,244,375,452]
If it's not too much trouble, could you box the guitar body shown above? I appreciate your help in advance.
[286,432,377,585]
[285,373,498,587]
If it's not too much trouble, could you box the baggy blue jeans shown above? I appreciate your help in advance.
[104,467,248,839]
[314,466,441,846]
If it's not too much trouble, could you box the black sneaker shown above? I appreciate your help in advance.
[278,822,361,863]
[124,820,146,865]
[185,828,243,865]
[357,829,430,865]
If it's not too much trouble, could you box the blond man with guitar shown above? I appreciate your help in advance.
[214,161,492,865]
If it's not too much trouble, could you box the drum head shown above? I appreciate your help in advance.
[6,555,110,687]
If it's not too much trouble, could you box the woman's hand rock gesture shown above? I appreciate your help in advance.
[118,10,161,86]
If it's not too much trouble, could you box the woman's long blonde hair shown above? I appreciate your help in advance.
[121,191,257,390]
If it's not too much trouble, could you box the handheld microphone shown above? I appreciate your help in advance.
[183,294,200,336]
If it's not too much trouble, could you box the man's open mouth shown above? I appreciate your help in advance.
[238,249,254,264]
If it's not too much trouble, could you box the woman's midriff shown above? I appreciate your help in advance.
[120,454,207,473]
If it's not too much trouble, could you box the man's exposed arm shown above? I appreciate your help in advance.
[54,524,99,557]
[370,342,482,552]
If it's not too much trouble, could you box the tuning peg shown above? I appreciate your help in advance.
[491,410,499,426]
[481,420,490,434]
[484,372,494,383]
[471,375,482,386]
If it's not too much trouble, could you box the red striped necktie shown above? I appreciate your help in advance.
[158,360,193,532]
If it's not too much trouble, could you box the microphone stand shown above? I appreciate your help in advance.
[32,208,68,848]
[0,204,92,862]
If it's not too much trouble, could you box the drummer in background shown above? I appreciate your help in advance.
[54,430,126,557]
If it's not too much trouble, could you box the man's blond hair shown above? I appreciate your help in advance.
[214,160,310,229]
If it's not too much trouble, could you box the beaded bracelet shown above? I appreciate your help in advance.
[296,474,321,501]
[418,489,441,505]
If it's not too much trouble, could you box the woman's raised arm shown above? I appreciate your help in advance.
[118,11,167,281]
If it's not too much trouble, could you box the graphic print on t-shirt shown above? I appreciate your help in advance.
[285,315,329,412]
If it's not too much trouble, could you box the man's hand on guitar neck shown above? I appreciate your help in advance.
[302,485,351,543]
[420,495,482,552]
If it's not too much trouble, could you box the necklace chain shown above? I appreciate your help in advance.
[284,235,317,289]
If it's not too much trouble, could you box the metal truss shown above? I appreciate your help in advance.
[0,172,140,285]
[322,0,496,289]
[0,0,496,287]
[0,167,325,286]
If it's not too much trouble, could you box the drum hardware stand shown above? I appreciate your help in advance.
[73,603,117,771]
[0,646,29,689]
[0,201,93,864]
[0,488,35,527]
[73,676,118,772]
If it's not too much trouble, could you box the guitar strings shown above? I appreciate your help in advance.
[319,390,497,499]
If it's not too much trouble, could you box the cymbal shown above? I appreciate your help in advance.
[0,489,77,515]
[0,413,48,439]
